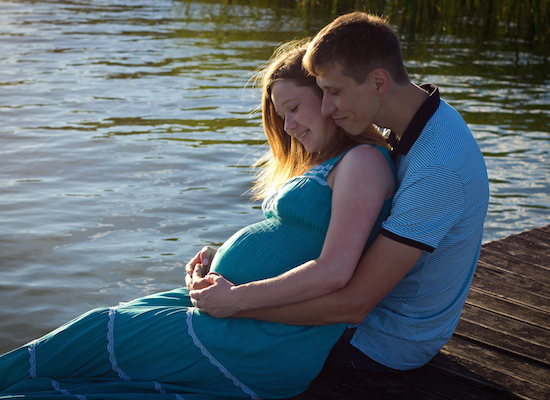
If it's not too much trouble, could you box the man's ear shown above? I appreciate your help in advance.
[371,68,391,95]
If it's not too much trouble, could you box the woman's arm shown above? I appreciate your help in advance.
[235,235,422,325]
[190,146,394,318]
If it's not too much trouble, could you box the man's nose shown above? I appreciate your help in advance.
[321,96,336,117]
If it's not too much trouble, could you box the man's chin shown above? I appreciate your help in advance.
[343,125,365,136]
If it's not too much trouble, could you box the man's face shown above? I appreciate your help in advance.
[316,63,380,136]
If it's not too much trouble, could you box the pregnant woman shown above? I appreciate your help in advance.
[0,41,395,400]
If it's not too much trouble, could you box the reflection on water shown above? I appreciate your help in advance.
[0,0,548,353]
[399,34,549,242]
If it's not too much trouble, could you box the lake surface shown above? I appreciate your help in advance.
[0,0,548,353]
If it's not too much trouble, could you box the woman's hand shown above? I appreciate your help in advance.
[189,274,240,318]
[185,263,213,291]
[185,246,218,276]
[185,246,218,291]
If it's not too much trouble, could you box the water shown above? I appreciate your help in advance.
[0,0,548,353]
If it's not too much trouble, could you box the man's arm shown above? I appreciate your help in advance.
[190,146,395,317]
[236,234,422,325]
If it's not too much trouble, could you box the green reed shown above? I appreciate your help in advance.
[298,0,549,50]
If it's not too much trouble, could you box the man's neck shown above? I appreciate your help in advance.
[378,82,430,139]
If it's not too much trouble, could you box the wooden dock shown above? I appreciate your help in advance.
[292,225,550,400]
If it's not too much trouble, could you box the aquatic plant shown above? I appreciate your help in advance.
[297,0,549,50]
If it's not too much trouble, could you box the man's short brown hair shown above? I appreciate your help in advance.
[304,12,409,85]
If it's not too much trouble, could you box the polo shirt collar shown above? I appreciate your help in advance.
[393,84,440,156]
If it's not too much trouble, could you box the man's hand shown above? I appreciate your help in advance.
[189,274,240,318]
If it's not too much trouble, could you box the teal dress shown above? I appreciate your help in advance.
[0,145,394,400]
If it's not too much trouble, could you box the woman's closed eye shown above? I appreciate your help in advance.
[279,105,299,121]
[285,104,299,117]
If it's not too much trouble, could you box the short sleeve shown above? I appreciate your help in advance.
[381,166,465,252]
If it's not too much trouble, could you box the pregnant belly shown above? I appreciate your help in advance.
[210,218,325,285]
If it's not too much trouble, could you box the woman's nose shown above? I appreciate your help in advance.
[284,115,296,132]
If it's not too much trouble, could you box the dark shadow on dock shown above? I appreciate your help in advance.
[290,225,550,400]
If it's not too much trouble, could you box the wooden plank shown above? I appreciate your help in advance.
[512,230,550,252]
[535,225,550,235]
[479,242,550,272]
[478,249,550,284]
[496,232,550,260]
[456,305,550,365]
[474,261,550,297]
[466,288,550,330]
[510,225,550,243]
[480,242,550,270]
[470,266,550,311]
[436,336,550,400]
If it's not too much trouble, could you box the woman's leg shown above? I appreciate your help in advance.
[1,288,247,398]
[0,307,116,390]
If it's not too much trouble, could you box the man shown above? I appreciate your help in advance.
[189,12,489,372]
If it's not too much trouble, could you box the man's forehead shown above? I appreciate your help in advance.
[315,65,346,88]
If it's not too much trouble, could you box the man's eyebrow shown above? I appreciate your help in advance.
[318,84,337,92]
[315,77,334,91]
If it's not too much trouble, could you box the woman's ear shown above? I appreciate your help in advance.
[371,68,391,95]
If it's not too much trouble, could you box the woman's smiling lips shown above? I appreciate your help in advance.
[296,129,309,141]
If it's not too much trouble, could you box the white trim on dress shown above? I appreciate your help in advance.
[52,379,88,400]
[186,309,261,400]
[28,340,37,378]
[107,307,131,381]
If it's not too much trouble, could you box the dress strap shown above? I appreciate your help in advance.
[303,144,373,186]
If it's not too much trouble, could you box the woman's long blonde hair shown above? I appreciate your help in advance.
[251,40,389,200]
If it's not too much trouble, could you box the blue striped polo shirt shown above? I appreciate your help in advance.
[350,85,489,370]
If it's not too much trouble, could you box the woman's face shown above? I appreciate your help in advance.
[271,80,340,154]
